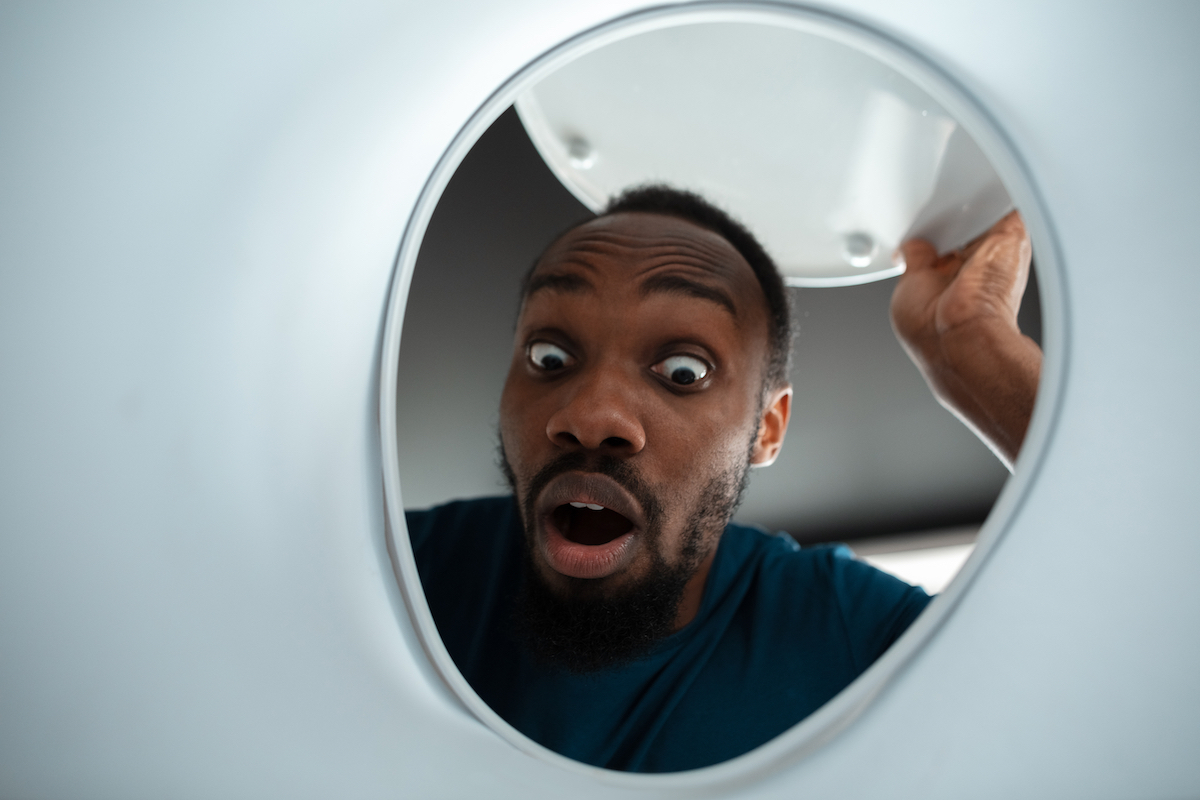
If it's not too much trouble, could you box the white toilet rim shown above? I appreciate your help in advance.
[377,1,1069,789]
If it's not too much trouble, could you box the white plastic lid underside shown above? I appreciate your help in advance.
[516,22,1012,287]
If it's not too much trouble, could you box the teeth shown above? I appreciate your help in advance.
[569,502,586,508]
[568,502,606,511]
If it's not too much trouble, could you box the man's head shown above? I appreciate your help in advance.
[499,186,793,671]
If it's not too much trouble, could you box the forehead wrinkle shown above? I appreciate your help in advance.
[567,227,735,258]
[553,229,747,278]
[531,224,758,320]
[628,250,740,279]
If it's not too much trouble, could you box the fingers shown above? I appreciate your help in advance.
[960,209,1026,260]
[992,208,1026,237]
[905,210,1027,267]
[963,209,1032,294]
[890,237,949,345]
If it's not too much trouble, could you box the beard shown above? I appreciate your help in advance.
[499,445,753,674]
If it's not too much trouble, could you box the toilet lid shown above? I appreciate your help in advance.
[515,21,1012,287]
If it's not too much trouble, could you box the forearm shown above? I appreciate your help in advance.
[917,319,1041,471]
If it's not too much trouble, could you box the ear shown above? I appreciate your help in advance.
[751,384,793,467]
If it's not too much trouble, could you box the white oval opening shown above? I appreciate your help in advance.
[379,3,1063,790]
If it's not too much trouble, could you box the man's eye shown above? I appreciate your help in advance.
[653,354,709,386]
[528,341,573,371]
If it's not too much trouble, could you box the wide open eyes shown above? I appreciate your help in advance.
[528,341,710,387]
[528,341,574,371]
[652,354,710,386]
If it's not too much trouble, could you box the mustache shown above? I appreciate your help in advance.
[513,451,663,534]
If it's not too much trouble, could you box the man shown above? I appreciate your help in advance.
[407,186,1040,772]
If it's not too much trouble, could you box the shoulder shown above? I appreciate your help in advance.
[402,497,524,676]
[721,522,932,665]
[720,521,853,586]
[405,495,519,547]
[404,495,522,577]
[724,522,922,596]
[403,495,523,629]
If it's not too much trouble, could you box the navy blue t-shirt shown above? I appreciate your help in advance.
[407,496,930,773]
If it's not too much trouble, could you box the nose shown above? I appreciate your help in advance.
[545,364,647,455]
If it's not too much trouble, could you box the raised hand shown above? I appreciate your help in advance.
[890,210,1042,470]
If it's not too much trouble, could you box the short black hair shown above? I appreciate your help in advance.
[603,185,793,391]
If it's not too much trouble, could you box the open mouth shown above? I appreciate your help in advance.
[552,502,635,546]
[534,472,647,579]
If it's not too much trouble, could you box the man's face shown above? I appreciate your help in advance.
[499,212,785,634]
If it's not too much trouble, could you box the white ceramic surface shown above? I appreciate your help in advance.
[1,2,1197,798]
[515,21,1012,286]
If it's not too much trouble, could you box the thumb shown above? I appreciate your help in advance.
[897,238,937,275]
[890,237,944,341]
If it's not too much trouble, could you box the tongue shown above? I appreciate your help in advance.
[557,505,633,546]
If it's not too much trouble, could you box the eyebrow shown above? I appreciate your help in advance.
[638,273,738,317]
[525,271,593,298]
